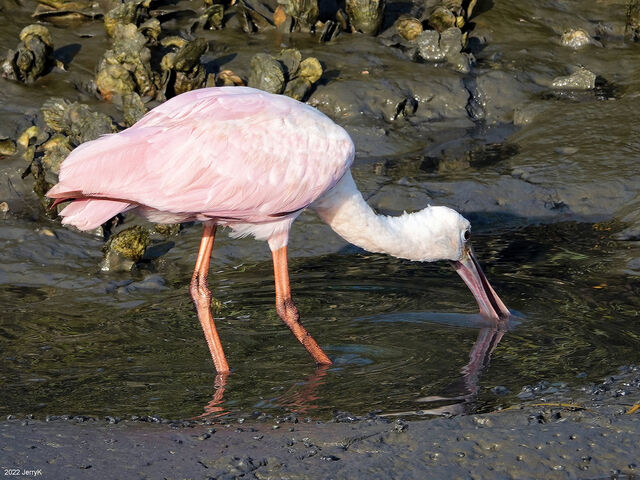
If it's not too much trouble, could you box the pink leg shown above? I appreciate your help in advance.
[190,222,230,373]
[272,246,332,366]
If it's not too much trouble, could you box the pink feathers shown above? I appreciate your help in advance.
[47,87,355,235]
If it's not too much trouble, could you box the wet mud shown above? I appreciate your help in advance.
[3,367,640,479]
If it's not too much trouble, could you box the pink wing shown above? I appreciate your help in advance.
[48,87,355,225]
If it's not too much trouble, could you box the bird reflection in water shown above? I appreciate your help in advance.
[197,318,508,419]
[411,318,510,417]
[198,366,330,419]
[199,373,230,418]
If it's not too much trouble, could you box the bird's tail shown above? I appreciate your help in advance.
[57,198,132,231]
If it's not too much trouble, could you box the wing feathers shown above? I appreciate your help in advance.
[48,87,355,224]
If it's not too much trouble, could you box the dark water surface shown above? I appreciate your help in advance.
[1,0,640,420]
[1,216,638,420]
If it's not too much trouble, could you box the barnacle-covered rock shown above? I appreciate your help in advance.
[33,0,102,24]
[346,0,384,35]
[416,27,470,73]
[138,17,161,43]
[123,92,147,126]
[1,25,54,83]
[215,69,244,86]
[104,0,148,37]
[200,4,225,30]
[237,0,274,33]
[41,134,73,175]
[41,97,117,145]
[396,16,423,41]
[160,38,208,97]
[101,225,150,272]
[277,0,319,32]
[551,67,596,90]
[0,138,17,156]
[96,23,157,101]
[560,29,591,48]
[627,0,640,41]
[277,48,302,79]
[283,76,312,101]
[298,57,322,83]
[248,53,286,93]
[428,6,455,32]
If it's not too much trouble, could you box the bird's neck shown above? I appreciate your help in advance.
[312,171,432,261]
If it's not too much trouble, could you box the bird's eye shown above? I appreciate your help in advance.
[463,230,471,241]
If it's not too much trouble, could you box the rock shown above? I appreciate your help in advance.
[428,6,456,32]
[201,4,225,30]
[161,38,208,97]
[41,98,117,145]
[298,57,322,83]
[277,48,302,79]
[101,225,150,272]
[248,53,286,94]
[284,76,312,101]
[237,0,274,33]
[96,23,157,101]
[32,0,102,24]
[0,138,17,156]
[104,0,147,37]
[41,134,73,175]
[215,70,244,86]
[561,29,592,48]
[551,67,596,90]
[345,0,385,35]
[417,30,446,61]
[277,0,319,32]
[122,92,147,127]
[1,24,54,83]
[138,17,161,43]
[395,17,423,41]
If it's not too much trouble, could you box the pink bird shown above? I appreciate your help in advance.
[47,86,510,373]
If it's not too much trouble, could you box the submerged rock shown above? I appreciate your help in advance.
[416,27,470,72]
[101,225,150,272]
[551,67,596,90]
[560,29,592,48]
[345,0,385,35]
[1,25,55,83]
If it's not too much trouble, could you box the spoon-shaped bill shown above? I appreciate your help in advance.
[452,245,510,319]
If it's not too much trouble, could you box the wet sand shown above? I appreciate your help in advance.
[3,367,640,479]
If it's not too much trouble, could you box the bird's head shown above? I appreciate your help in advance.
[406,206,510,320]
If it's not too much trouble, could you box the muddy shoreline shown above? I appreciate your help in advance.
[3,367,640,479]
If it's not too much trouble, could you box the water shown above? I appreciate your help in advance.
[1,0,639,420]
[1,215,638,420]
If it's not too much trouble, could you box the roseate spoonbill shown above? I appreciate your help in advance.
[46,86,510,373]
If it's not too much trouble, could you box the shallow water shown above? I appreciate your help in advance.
[1,216,638,420]
[1,0,640,420]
